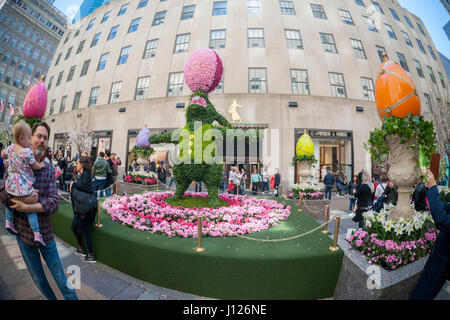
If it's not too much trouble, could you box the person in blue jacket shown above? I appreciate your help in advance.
[323,169,335,200]
[409,169,450,300]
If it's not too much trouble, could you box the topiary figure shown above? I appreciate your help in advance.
[149,49,232,207]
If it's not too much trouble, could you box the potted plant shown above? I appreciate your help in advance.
[365,113,436,220]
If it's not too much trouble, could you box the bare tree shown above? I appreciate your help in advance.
[65,108,95,156]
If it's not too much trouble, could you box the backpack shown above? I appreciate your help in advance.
[373,184,387,212]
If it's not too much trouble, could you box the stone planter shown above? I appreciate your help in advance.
[136,156,148,173]
[298,161,312,183]
[385,135,419,221]
[333,235,428,300]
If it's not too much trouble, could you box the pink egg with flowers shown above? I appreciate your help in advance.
[184,48,223,94]
[23,78,47,119]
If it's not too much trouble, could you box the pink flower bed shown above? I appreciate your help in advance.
[347,228,439,270]
[102,192,291,238]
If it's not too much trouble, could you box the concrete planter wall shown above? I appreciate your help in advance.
[300,199,331,220]
[116,181,160,195]
[333,236,427,300]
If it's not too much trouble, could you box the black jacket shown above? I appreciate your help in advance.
[58,157,67,172]
[274,173,281,187]
[355,184,373,209]
[348,181,357,196]
[385,185,398,206]
[412,182,427,211]
[323,173,335,187]
[72,170,94,194]
[409,186,450,299]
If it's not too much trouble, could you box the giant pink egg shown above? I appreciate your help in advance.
[23,78,47,119]
[184,48,223,93]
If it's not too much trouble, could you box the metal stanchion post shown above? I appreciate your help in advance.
[157,179,159,191]
[96,200,103,228]
[194,216,205,253]
[322,205,330,234]
[298,194,302,210]
[329,216,340,252]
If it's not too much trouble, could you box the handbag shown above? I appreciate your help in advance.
[71,187,97,215]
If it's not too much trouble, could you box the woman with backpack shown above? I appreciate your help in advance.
[70,156,96,263]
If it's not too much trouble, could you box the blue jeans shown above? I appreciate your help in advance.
[195,181,202,192]
[324,186,332,200]
[168,178,176,189]
[105,184,112,197]
[94,178,107,198]
[16,237,78,300]
[261,182,269,193]
[6,207,39,233]
[349,198,357,212]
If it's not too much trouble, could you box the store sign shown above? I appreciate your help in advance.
[297,129,352,139]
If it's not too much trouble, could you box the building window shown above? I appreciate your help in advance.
[248,68,267,93]
[47,76,54,90]
[279,1,295,15]
[59,95,67,113]
[135,76,151,100]
[363,16,377,32]
[361,77,375,101]
[246,0,261,14]
[67,66,76,82]
[212,72,224,94]
[110,82,122,103]
[32,49,40,60]
[118,46,131,65]
[384,24,397,39]
[128,18,141,33]
[97,53,109,71]
[17,41,25,52]
[25,45,32,55]
[427,66,436,84]
[76,40,85,54]
[26,63,34,75]
[213,2,227,16]
[339,10,354,25]
[351,39,366,59]
[416,39,426,54]
[414,60,424,78]
[167,72,184,97]
[72,91,81,110]
[108,25,119,40]
[152,11,166,26]
[65,47,72,60]
[389,8,400,21]
[118,3,129,16]
[40,54,47,65]
[101,11,111,23]
[49,99,55,115]
[181,5,195,20]
[174,34,190,53]
[423,93,431,113]
[354,0,365,7]
[402,32,413,47]
[404,16,414,29]
[311,4,327,19]
[320,33,337,53]
[87,18,95,30]
[417,23,425,36]
[56,71,63,86]
[397,52,409,72]
[19,59,26,71]
[438,72,446,88]
[427,45,436,60]
[291,69,309,95]
[91,33,101,47]
[248,29,264,48]
[80,59,90,76]
[285,29,303,49]
[138,0,148,8]
[329,73,346,98]
[143,39,158,58]
[89,87,99,106]
[2,51,10,63]
[371,1,384,14]
[210,30,226,49]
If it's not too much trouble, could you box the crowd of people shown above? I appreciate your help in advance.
[226,166,280,196]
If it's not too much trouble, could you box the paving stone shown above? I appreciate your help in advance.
[0,261,30,286]
[78,265,130,299]
[76,282,107,300]
[2,279,43,300]
[112,284,145,300]
[136,290,160,300]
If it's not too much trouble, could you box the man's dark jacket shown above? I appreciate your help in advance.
[323,173,335,187]
[409,186,450,300]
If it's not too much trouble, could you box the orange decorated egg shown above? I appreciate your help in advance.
[375,58,421,120]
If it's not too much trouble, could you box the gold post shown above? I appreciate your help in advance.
[298,193,302,210]
[194,216,205,253]
[322,205,330,234]
[96,200,103,228]
[329,216,341,252]
[157,179,159,191]
[115,182,118,195]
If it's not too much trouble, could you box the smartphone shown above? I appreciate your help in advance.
[429,153,440,181]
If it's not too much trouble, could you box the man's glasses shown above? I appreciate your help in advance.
[33,134,48,142]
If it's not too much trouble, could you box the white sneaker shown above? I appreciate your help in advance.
[348,211,355,218]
